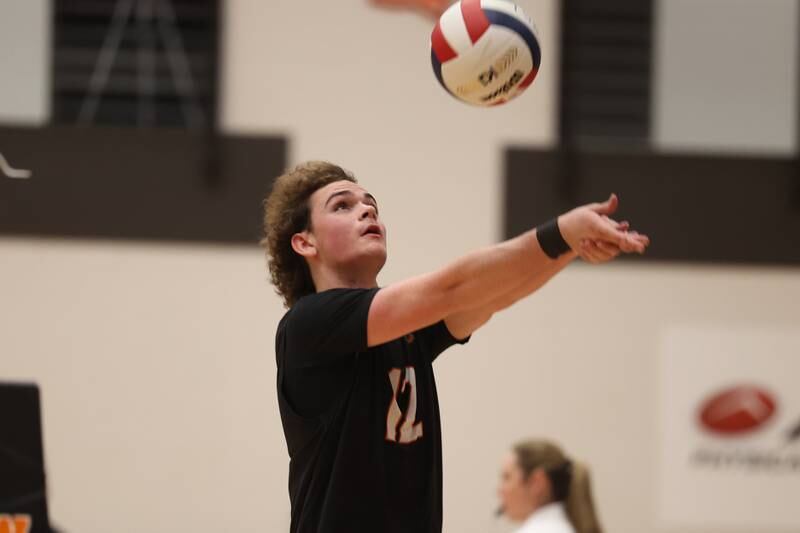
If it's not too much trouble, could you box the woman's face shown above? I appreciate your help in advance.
[497,452,541,522]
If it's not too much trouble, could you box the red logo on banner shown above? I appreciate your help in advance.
[698,385,777,436]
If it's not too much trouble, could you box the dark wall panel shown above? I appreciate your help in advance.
[0,126,286,243]
[560,0,653,145]
[505,149,800,265]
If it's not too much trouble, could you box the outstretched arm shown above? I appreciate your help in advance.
[443,198,636,339]
[366,194,649,346]
[443,250,577,339]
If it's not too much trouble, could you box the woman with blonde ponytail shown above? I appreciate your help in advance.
[496,440,603,533]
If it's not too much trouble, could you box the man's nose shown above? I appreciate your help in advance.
[360,204,377,220]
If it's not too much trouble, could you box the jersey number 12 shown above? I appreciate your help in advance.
[385,366,423,444]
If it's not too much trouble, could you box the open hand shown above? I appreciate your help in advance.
[558,194,650,263]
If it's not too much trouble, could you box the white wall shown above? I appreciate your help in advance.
[653,0,798,155]
[0,0,50,125]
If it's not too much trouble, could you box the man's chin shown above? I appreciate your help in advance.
[358,248,387,273]
[368,250,387,270]
[361,238,387,254]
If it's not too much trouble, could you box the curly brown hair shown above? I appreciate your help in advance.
[261,161,356,308]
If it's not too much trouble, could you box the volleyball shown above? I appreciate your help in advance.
[430,0,541,106]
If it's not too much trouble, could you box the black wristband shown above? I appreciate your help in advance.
[536,218,571,259]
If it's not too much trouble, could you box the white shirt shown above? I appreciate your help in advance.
[513,502,575,533]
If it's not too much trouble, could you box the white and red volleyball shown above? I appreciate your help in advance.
[430,0,541,106]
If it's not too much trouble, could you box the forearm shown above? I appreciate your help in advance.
[489,250,576,313]
[443,250,575,339]
[437,228,555,314]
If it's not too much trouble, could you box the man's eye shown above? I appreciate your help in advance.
[335,202,350,211]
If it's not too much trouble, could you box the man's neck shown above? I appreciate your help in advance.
[312,263,379,292]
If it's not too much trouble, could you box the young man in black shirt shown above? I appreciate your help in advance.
[261,161,649,533]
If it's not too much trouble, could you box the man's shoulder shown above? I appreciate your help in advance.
[276,292,325,331]
[276,288,381,359]
[302,287,379,302]
[288,288,380,320]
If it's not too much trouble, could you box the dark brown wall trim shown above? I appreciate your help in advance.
[505,148,800,265]
[0,126,286,243]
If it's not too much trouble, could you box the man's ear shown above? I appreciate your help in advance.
[291,231,317,259]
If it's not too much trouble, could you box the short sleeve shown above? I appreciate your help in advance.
[282,288,380,368]
[415,320,470,363]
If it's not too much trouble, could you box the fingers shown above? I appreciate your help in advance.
[583,215,650,259]
[579,239,619,264]
[603,215,629,232]
[581,234,648,264]
[625,230,650,250]
[632,232,651,251]
[594,239,620,258]
[611,231,650,254]
[561,202,651,256]
[589,193,618,216]
[590,214,650,253]
[594,198,653,253]
[592,217,635,251]
[620,233,649,254]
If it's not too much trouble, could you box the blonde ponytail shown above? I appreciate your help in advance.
[512,440,603,533]
[564,461,602,533]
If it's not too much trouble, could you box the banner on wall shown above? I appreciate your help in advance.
[658,325,800,530]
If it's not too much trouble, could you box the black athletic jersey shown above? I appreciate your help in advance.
[275,288,469,533]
